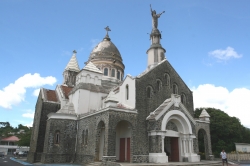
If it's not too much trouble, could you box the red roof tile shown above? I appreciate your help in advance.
[1,136,19,141]
[60,85,72,99]
[46,90,58,102]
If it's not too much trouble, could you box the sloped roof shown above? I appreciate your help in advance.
[83,61,103,74]
[65,52,80,72]
[137,59,166,78]
[60,85,72,99]
[1,136,19,142]
[46,89,58,102]
[146,98,172,120]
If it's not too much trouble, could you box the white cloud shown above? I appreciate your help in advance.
[0,73,56,109]
[24,121,33,127]
[209,47,242,61]
[33,89,40,97]
[22,112,34,118]
[192,84,250,128]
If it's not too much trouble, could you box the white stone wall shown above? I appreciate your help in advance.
[69,89,106,114]
[76,69,102,85]
[104,75,135,109]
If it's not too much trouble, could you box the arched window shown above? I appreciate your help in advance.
[147,86,153,98]
[104,68,108,76]
[126,85,129,100]
[181,93,186,105]
[111,69,115,77]
[55,131,60,144]
[164,73,170,86]
[85,130,88,145]
[173,83,178,94]
[117,71,120,80]
[156,79,162,91]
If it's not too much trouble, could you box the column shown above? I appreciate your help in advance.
[188,139,192,153]
[190,139,193,153]
[161,136,165,153]
[182,139,186,154]
[185,140,189,153]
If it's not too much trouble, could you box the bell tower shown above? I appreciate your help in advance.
[63,50,80,87]
[147,5,166,68]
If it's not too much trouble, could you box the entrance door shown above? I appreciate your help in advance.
[119,138,125,162]
[170,137,179,162]
[127,138,130,161]
[119,138,130,162]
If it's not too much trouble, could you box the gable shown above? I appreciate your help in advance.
[135,60,194,116]
[146,94,196,125]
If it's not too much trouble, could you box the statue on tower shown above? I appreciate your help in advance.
[150,4,165,29]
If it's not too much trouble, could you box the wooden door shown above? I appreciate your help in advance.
[126,138,130,162]
[119,138,125,162]
[171,137,179,162]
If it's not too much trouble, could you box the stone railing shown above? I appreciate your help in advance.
[227,153,250,161]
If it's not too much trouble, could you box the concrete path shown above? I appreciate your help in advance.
[10,156,242,166]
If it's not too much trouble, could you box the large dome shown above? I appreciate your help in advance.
[88,37,123,62]
[87,31,125,84]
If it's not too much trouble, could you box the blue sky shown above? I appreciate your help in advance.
[0,0,250,128]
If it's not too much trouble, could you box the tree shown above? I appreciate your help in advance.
[0,122,32,146]
[195,108,250,157]
[17,129,31,147]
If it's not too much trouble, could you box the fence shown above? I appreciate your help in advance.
[227,153,250,161]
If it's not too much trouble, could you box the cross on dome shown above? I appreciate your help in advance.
[104,26,111,41]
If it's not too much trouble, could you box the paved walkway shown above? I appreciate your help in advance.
[10,157,81,166]
[11,157,241,166]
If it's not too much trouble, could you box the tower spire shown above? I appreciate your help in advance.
[63,50,80,87]
[147,5,166,68]
[65,50,80,72]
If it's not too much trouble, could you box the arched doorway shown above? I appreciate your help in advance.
[95,121,105,161]
[161,110,199,162]
[115,120,132,162]
[197,129,209,160]
[164,121,180,162]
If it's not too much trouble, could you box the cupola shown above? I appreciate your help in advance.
[87,26,125,82]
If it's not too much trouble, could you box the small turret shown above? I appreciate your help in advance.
[199,109,210,122]
[63,50,80,87]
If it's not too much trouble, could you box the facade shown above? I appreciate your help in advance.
[27,8,213,164]
[0,136,29,155]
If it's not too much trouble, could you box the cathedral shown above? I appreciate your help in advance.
[27,7,213,164]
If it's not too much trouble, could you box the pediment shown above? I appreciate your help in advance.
[146,94,196,125]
